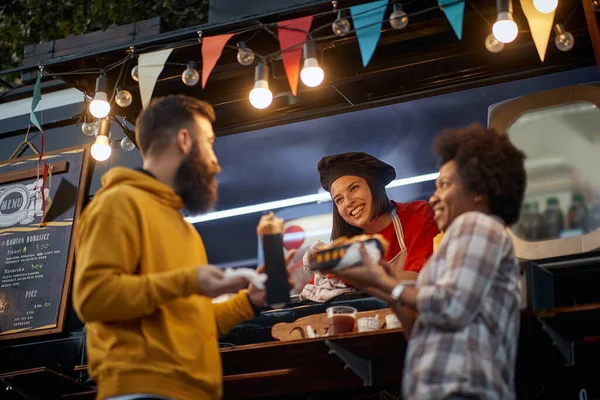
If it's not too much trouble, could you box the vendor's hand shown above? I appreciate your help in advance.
[248,249,296,308]
[197,265,249,298]
[333,244,396,293]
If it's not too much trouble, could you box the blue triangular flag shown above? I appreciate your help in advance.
[350,0,388,67]
[30,72,42,131]
[440,0,465,40]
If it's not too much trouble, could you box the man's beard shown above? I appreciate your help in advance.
[174,144,220,215]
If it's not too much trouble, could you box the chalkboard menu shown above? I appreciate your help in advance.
[0,146,92,340]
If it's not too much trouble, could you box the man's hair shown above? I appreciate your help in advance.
[331,174,395,240]
[433,123,527,226]
[135,95,216,156]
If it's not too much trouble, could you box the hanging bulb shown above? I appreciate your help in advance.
[389,3,409,30]
[91,118,112,161]
[181,61,200,86]
[120,137,135,152]
[81,120,97,136]
[236,42,255,66]
[485,33,505,53]
[554,24,575,52]
[593,0,600,12]
[249,64,273,109]
[300,41,324,88]
[115,88,132,107]
[131,65,139,82]
[493,12,518,43]
[332,10,351,36]
[89,75,111,118]
[533,0,558,13]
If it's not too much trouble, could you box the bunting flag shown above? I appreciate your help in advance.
[30,72,42,131]
[350,0,388,68]
[520,0,556,62]
[277,16,314,96]
[439,0,465,40]
[202,33,235,89]
[138,48,173,108]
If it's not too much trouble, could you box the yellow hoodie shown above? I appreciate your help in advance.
[73,167,254,400]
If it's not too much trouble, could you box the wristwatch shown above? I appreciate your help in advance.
[391,284,405,306]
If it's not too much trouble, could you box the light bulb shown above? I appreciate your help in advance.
[389,4,409,30]
[131,65,139,82]
[115,89,132,107]
[493,12,518,43]
[237,43,255,66]
[249,85,273,109]
[91,135,111,161]
[301,64,324,87]
[81,121,97,136]
[90,93,110,118]
[89,75,111,118]
[533,0,558,13]
[554,24,575,52]
[485,33,505,53]
[593,0,600,12]
[332,11,351,36]
[300,41,324,87]
[249,64,273,109]
[120,137,135,152]
[181,61,200,86]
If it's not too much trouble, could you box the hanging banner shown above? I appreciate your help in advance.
[138,48,173,108]
[520,0,556,62]
[350,0,388,67]
[202,33,235,89]
[277,16,314,96]
[440,0,465,40]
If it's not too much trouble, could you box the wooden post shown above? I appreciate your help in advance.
[582,0,600,71]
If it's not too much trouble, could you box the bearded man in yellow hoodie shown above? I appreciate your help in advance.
[73,95,273,400]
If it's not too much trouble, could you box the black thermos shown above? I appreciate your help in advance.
[261,233,290,308]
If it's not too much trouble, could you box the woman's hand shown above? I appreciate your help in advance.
[333,244,397,295]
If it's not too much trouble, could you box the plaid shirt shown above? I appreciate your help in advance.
[403,212,520,400]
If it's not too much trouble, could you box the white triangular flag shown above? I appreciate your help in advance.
[138,48,173,108]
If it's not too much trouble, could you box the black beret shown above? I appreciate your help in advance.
[318,152,396,192]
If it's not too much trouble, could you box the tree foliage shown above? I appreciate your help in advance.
[0,0,209,84]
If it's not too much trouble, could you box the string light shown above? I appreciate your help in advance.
[236,41,255,66]
[554,24,575,52]
[593,0,600,12]
[533,0,558,13]
[485,33,505,53]
[332,10,351,36]
[115,88,132,107]
[131,65,139,82]
[300,40,324,87]
[81,119,97,136]
[91,118,112,161]
[89,75,111,118]
[181,61,200,86]
[493,0,518,43]
[249,64,273,109]
[389,3,409,30]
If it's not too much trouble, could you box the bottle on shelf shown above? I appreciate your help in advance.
[530,201,543,240]
[542,197,564,239]
[567,193,589,234]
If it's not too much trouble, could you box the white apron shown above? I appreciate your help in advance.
[300,209,407,303]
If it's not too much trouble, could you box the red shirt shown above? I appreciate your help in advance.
[379,201,438,273]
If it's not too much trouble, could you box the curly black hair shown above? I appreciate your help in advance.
[433,123,527,226]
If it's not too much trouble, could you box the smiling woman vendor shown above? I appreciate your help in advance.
[300,152,438,303]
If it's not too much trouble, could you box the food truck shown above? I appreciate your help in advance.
[2,0,600,398]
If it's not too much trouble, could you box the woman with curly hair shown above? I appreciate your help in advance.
[336,123,526,400]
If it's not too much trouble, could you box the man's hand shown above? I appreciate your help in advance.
[248,249,296,308]
[197,265,249,298]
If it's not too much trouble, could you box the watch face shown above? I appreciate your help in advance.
[392,284,404,300]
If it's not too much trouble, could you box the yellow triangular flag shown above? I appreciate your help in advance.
[520,0,556,62]
[138,48,173,108]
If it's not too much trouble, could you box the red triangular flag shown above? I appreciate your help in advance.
[277,16,313,96]
[202,33,235,89]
